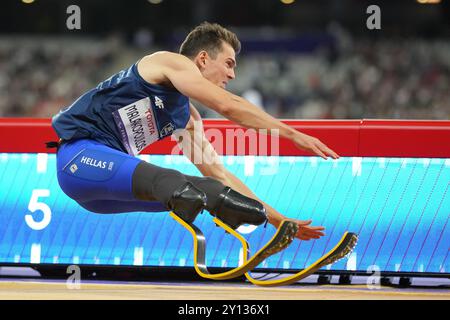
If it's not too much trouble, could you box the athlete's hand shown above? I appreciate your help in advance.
[291,219,326,241]
[267,208,326,241]
[292,132,339,160]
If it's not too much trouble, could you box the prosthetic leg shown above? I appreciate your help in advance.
[169,183,357,285]
[132,161,299,281]
[169,185,299,280]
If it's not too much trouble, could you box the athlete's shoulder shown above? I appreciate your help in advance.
[140,51,194,70]
[137,51,196,85]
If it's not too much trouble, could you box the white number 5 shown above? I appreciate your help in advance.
[25,189,52,230]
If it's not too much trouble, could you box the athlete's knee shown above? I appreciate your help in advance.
[168,182,207,223]
[211,187,268,229]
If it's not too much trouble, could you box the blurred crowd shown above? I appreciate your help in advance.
[0,36,119,118]
[0,33,449,120]
[225,36,450,120]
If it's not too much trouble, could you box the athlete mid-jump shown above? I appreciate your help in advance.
[51,22,338,241]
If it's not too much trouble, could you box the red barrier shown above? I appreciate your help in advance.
[1,118,449,157]
[359,120,450,158]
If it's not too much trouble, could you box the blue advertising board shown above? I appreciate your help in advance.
[0,153,448,275]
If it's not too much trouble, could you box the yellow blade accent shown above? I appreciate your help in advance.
[244,231,358,287]
[170,211,298,280]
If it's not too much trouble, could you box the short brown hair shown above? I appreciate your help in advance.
[179,22,241,59]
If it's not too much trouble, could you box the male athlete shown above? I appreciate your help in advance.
[51,22,339,241]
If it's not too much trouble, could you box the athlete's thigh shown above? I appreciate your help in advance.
[56,139,141,203]
[79,199,167,214]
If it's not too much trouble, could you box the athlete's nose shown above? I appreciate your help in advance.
[227,68,235,80]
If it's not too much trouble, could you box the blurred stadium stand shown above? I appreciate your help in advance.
[0,0,449,119]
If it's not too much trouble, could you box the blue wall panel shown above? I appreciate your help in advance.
[0,154,448,274]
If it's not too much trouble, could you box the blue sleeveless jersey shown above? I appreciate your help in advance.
[52,62,190,155]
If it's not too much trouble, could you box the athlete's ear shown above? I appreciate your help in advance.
[194,50,208,69]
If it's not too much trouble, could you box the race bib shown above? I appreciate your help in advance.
[112,97,159,155]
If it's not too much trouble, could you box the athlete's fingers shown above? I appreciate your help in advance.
[313,229,325,235]
[298,227,325,237]
[308,229,325,235]
[301,230,325,238]
[301,225,325,233]
[298,234,321,241]
[299,224,325,236]
[294,219,326,239]
[307,225,325,230]
[294,219,324,226]
[327,148,340,159]
[312,145,327,160]
[317,141,340,160]
[299,226,323,232]
[297,228,323,237]
[303,230,325,237]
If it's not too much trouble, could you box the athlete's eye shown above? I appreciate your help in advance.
[226,60,235,69]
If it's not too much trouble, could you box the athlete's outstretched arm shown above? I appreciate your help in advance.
[146,52,339,160]
[173,104,325,241]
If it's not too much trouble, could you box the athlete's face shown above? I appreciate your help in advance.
[197,42,236,89]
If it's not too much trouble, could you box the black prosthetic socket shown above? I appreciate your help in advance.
[133,162,223,209]
[183,176,224,212]
[132,161,189,205]
[167,182,207,223]
[211,187,268,229]
[132,161,267,226]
